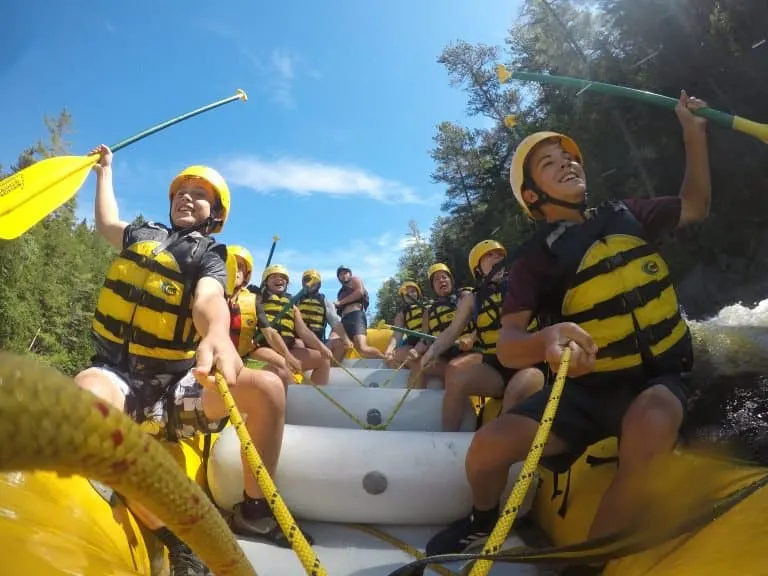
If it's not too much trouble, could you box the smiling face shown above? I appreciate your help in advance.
[432,271,453,296]
[338,270,352,284]
[266,273,288,294]
[403,286,420,302]
[523,139,587,209]
[170,183,215,229]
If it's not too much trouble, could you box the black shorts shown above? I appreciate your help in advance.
[440,344,463,361]
[341,309,368,337]
[482,353,519,386]
[91,364,229,442]
[509,372,689,465]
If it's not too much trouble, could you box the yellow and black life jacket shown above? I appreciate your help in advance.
[474,283,504,356]
[91,223,220,375]
[428,290,475,338]
[402,302,424,331]
[398,301,425,344]
[260,290,296,348]
[298,292,327,340]
[229,289,260,357]
[541,200,691,376]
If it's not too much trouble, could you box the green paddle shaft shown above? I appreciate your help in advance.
[503,71,734,128]
[387,324,483,353]
[499,66,768,144]
[508,70,735,127]
[109,90,247,153]
[388,325,436,342]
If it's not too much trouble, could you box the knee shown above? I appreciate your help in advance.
[238,369,286,412]
[622,385,683,458]
[508,368,545,397]
[443,372,465,395]
[631,385,682,432]
[466,419,521,478]
[74,368,123,407]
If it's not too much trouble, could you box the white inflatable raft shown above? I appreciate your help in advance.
[210,423,530,525]
[237,522,540,576]
[286,385,476,431]
[340,357,387,369]
[208,368,532,526]
[320,367,443,389]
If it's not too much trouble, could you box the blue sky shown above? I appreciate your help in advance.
[2,0,518,312]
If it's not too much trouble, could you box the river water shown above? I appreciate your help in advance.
[685,298,768,465]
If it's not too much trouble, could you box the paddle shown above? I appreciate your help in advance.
[386,324,483,354]
[0,89,248,241]
[254,235,280,294]
[496,66,768,145]
[265,235,280,269]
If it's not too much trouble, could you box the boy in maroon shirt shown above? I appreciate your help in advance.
[423,90,712,562]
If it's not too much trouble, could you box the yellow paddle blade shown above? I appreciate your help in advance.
[0,154,97,240]
[495,64,512,84]
[733,115,768,144]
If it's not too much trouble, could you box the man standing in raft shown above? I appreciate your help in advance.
[424,90,711,557]
[76,146,312,574]
[333,265,388,362]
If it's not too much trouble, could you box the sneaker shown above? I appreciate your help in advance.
[230,502,315,548]
[167,542,212,576]
[425,515,492,556]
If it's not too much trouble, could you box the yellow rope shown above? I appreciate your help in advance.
[330,358,369,387]
[380,356,411,388]
[0,352,255,576]
[308,384,371,428]
[307,362,429,430]
[466,347,572,576]
[215,373,328,576]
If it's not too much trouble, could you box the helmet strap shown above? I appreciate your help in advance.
[525,182,586,219]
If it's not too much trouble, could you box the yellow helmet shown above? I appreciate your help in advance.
[509,131,583,219]
[169,165,231,233]
[224,248,238,298]
[302,269,321,286]
[468,240,507,278]
[427,263,453,283]
[227,245,254,283]
[398,281,422,298]
[262,264,290,285]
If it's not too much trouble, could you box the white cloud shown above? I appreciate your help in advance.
[222,156,425,205]
[242,231,413,312]
[197,22,312,110]
[269,49,297,108]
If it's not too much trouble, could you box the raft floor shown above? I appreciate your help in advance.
[237,521,547,575]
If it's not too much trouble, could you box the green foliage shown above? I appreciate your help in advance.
[374,0,768,320]
[373,221,435,324]
[0,111,117,375]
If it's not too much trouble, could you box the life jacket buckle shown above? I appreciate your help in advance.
[604,253,626,270]
[621,289,646,312]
